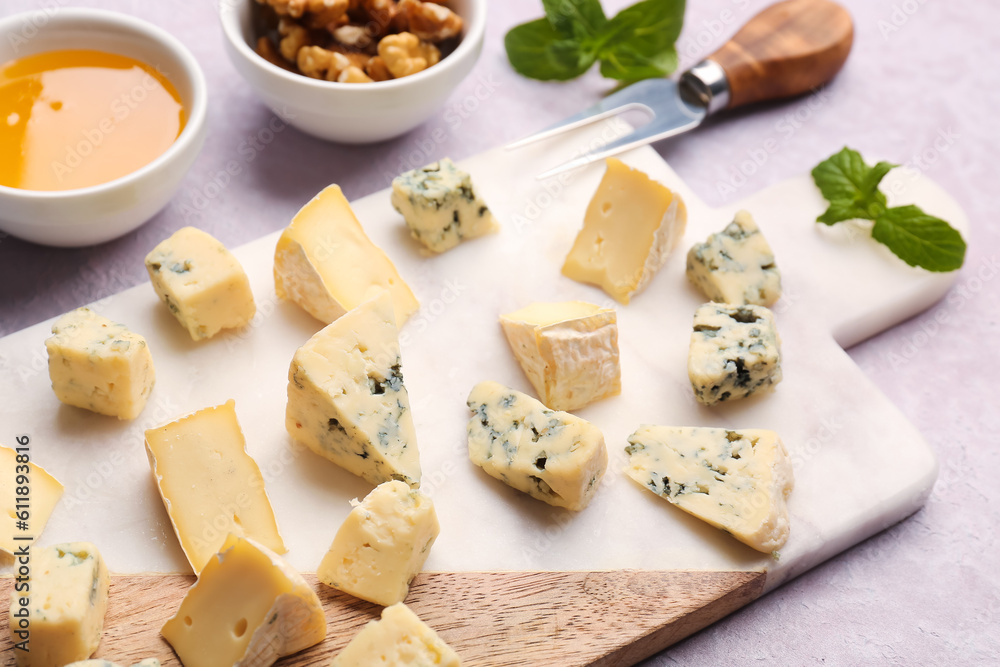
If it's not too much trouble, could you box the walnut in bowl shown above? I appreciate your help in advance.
[220,0,485,143]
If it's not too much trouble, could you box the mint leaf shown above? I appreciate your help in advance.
[505,18,596,81]
[505,0,685,82]
[872,206,967,272]
[542,0,607,39]
[810,147,894,224]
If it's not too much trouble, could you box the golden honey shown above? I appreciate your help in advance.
[0,49,185,191]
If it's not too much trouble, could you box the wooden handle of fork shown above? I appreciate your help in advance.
[708,0,854,109]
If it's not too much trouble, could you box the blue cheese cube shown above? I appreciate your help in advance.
[686,210,781,306]
[391,158,499,253]
[466,381,607,511]
[688,303,781,405]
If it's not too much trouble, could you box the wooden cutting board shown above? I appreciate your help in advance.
[0,119,968,664]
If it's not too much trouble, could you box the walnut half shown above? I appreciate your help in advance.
[378,32,441,78]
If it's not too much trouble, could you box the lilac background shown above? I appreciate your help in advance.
[1,0,998,664]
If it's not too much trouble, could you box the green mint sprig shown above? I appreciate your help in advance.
[504,0,685,82]
[811,147,966,272]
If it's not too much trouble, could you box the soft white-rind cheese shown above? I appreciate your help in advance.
[466,381,607,511]
[318,480,439,606]
[286,292,421,487]
[161,534,326,667]
[686,210,781,306]
[499,301,621,412]
[45,307,155,420]
[0,445,63,556]
[391,158,499,253]
[8,542,110,667]
[562,158,687,304]
[625,425,794,553]
[145,226,256,340]
[688,302,782,405]
[332,602,461,667]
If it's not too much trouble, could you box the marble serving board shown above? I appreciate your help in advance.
[0,120,968,664]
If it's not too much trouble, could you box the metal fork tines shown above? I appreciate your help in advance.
[506,77,709,180]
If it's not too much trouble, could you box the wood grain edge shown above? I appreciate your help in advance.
[0,570,766,666]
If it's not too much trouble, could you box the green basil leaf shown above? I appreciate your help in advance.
[871,205,967,272]
[599,45,677,81]
[505,18,596,81]
[542,0,607,39]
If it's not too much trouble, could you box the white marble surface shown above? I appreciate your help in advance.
[1,0,997,664]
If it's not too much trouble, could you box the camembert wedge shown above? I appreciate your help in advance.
[625,425,794,553]
[162,535,326,667]
[0,445,63,555]
[286,292,421,487]
[500,301,620,411]
[466,381,607,511]
[274,184,419,325]
[145,400,286,574]
[562,158,687,304]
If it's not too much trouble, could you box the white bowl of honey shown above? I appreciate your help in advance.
[0,8,208,247]
[219,0,485,143]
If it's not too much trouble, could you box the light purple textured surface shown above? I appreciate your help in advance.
[1,0,997,664]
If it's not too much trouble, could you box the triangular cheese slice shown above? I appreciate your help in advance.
[274,184,419,325]
[286,291,421,487]
[625,425,794,553]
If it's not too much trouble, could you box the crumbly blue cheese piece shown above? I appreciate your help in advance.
[466,381,607,511]
[686,210,781,306]
[286,292,421,487]
[45,307,155,420]
[625,426,794,553]
[391,158,499,253]
[499,301,621,412]
[7,542,111,666]
[688,303,781,405]
[332,602,460,667]
[145,226,256,340]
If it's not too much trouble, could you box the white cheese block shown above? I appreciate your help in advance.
[274,184,419,325]
[499,301,620,411]
[332,602,461,667]
[45,307,155,420]
[391,157,499,253]
[286,291,421,487]
[466,381,607,511]
[0,444,63,555]
[318,480,439,606]
[688,302,782,405]
[562,158,687,304]
[625,425,794,553]
[161,534,326,667]
[686,210,781,306]
[8,542,110,667]
[145,226,256,340]
[145,400,286,574]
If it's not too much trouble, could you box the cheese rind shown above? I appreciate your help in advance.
[145,226,256,340]
[8,542,110,667]
[562,158,687,304]
[161,534,326,667]
[145,400,286,574]
[332,602,461,667]
[318,480,439,606]
[0,445,63,555]
[274,184,419,325]
[688,302,782,405]
[45,307,155,420]
[286,292,421,487]
[466,381,607,511]
[500,301,620,411]
[391,158,499,253]
[686,210,781,306]
[625,425,794,552]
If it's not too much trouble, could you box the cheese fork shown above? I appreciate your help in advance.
[508,0,855,179]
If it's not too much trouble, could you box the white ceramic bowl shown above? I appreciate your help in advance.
[220,0,485,143]
[0,9,207,247]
